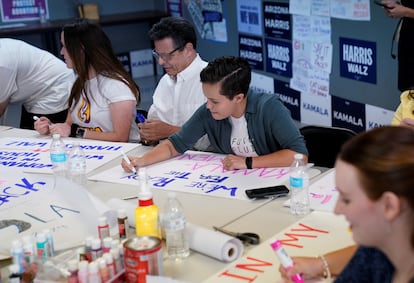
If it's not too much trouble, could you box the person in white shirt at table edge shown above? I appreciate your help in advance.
[122,56,308,172]
[0,38,74,130]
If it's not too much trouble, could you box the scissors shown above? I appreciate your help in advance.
[213,226,260,245]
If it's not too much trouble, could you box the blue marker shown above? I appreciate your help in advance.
[136,113,146,123]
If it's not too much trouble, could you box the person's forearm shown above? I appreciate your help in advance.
[248,149,306,168]
[138,140,180,167]
[324,245,357,276]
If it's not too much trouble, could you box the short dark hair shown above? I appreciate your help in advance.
[148,17,197,50]
[200,56,251,100]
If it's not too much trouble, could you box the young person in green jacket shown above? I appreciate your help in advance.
[122,56,307,171]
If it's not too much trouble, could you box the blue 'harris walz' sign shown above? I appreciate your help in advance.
[265,38,292,78]
[339,37,376,84]
[332,96,366,133]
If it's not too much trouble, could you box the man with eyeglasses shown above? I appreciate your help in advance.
[139,17,210,149]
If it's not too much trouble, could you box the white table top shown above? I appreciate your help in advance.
[0,128,330,283]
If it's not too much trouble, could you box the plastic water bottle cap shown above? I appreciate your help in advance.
[294,153,303,159]
[52,133,60,139]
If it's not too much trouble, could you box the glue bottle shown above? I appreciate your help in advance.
[135,168,161,238]
[271,239,304,283]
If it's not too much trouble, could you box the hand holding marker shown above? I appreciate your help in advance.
[271,239,304,283]
[33,115,51,126]
[121,150,137,174]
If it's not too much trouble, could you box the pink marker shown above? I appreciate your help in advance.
[271,240,304,283]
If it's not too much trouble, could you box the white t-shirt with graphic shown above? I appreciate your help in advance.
[229,115,258,157]
[70,75,139,142]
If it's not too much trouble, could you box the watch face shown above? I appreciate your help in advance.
[76,128,85,138]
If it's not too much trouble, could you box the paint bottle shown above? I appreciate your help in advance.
[43,228,55,257]
[35,233,49,263]
[84,236,94,262]
[117,243,125,269]
[98,258,110,283]
[22,236,35,268]
[88,261,102,283]
[111,247,123,273]
[135,168,161,238]
[97,216,110,241]
[91,238,103,261]
[10,240,24,273]
[103,252,116,278]
[117,208,128,240]
[67,259,79,283]
[77,260,89,283]
[102,237,112,254]
[270,240,304,283]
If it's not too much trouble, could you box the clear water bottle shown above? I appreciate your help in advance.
[162,192,189,260]
[289,153,310,215]
[50,134,67,177]
[68,142,87,185]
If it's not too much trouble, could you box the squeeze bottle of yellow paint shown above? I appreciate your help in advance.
[135,168,161,238]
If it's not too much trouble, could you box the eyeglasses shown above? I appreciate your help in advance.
[152,45,183,61]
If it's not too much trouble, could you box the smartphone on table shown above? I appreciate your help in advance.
[245,185,289,199]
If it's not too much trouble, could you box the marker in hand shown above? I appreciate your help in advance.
[33,116,51,127]
[121,150,137,174]
[271,239,304,283]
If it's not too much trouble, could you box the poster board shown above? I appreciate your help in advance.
[89,150,293,200]
[203,211,354,283]
[0,136,138,174]
[0,168,117,255]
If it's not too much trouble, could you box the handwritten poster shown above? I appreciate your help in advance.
[0,136,138,174]
[0,169,117,255]
[330,0,370,21]
[89,151,291,200]
[203,211,354,283]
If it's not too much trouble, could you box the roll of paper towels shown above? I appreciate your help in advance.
[106,198,244,262]
[186,223,244,262]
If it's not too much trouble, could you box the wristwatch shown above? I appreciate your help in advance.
[76,128,86,138]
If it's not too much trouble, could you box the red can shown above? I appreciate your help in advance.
[123,236,163,283]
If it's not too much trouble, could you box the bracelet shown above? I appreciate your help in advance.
[245,157,253,169]
[318,254,331,280]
